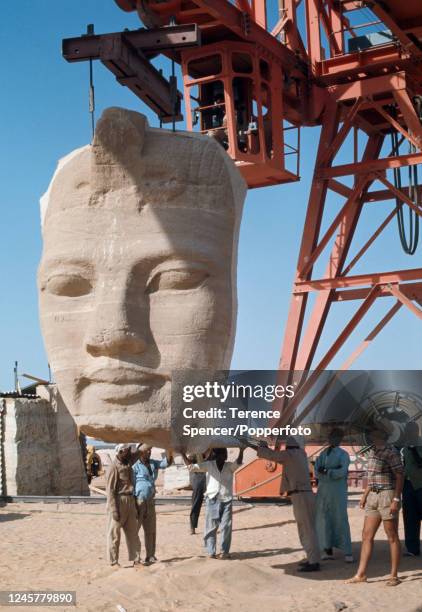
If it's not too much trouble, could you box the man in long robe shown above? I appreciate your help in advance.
[315,428,353,562]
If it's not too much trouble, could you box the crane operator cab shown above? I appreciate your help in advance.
[181,41,300,188]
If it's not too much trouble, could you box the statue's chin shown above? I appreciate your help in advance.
[57,380,172,446]
[78,419,172,448]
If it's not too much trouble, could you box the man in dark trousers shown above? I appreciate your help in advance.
[402,421,422,557]
[188,453,207,535]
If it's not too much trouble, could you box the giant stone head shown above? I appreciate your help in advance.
[38,108,246,446]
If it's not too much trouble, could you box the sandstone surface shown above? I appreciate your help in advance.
[38,107,246,446]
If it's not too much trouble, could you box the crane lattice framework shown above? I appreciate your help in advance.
[65,1,422,423]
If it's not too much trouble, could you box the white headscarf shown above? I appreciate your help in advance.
[115,443,131,455]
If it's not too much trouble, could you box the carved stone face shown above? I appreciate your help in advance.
[38,108,246,446]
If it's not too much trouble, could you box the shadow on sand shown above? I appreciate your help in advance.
[233,519,296,533]
[161,547,303,563]
[0,512,30,523]
[231,547,302,560]
[271,540,422,582]
[160,555,201,563]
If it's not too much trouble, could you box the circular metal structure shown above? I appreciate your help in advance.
[350,390,422,453]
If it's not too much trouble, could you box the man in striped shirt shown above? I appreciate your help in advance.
[346,428,404,587]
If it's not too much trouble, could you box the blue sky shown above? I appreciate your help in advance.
[1,1,421,391]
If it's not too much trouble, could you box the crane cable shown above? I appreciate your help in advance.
[89,56,95,141]
[390,105,420,255]
[86,24,95,141]
[169,16,178,132]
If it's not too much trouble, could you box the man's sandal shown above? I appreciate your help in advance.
[345,575,367,584]
[386,577,401,587]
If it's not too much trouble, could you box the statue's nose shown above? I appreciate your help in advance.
[85,326,148,358]
[84,283,149,358]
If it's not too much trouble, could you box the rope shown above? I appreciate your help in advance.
[390,106,420,255]
[87,24,95,141]
[169,16,177,132]
[171,58,176,132]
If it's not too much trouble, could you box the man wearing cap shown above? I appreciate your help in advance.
[132,444,173,564]
[106,444,141,567]
[255,436,321,572]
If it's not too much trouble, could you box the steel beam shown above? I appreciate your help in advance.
[252,0,267,29]
[319,97,363,166]
[342,208,396,275]
[294,135,383,371]
[295,268,422,292]
[316,0,341,57]
[306,0,322,66]
[327,0,344,55]
[193,0,307,73]
[293,300,402,421]
[393,88,422,146]
[339,301,402,370]
[281,286,382,426]
[278,0,308,60]
[377,175,422,218]
[236,0,253,15]
[278,104,339,372]
[63,27,201,122]
[333,282,422,302]
[368,2,422,58]
[62,25,201,60]
[364,185,422,203]
[328,179,352,198]
[371,101,421,150]
[388,284,422,320]
[298,176,368,278]
[317,152,422,179]
[280,78,422,421]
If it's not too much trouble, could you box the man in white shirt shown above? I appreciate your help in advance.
[183,447,244,558]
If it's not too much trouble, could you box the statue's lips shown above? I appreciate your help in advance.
[85,367,167,404]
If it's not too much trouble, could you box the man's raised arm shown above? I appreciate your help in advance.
[257,445,287,464]
[181,452,208,472]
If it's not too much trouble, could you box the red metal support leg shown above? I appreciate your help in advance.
[295,134,384,372]
[279,88,422,425]
[279,102,339,372]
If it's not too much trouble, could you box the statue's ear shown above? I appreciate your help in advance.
[91,107,148,190]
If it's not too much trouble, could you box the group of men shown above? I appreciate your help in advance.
[258,425,422,585]
[106,425,422,586]
[106,443,171,567]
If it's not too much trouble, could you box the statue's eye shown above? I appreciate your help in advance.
[45,274,92,297]
[146,269,209,294]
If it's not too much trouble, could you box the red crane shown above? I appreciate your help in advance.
[64,1,422,496]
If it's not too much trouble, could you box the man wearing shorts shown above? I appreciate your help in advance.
[346,428,404,586]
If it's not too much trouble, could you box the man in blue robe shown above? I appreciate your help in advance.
[315,428,353,562]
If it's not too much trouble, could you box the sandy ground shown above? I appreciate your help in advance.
[1,500,421,612]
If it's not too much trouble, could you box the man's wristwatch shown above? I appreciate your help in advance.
[393,497,401,503]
